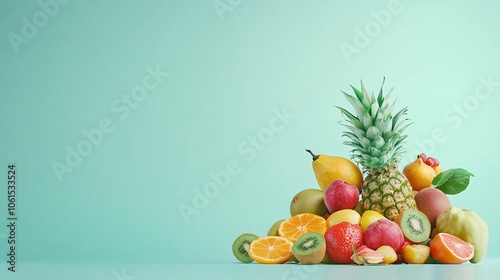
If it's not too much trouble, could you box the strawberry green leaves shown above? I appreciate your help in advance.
[432,168,474,195]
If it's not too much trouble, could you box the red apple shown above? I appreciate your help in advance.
[364,218,405,253]
[324,180,359,213]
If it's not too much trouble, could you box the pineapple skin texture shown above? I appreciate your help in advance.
[361,167,417,221]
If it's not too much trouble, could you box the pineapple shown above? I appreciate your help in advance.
[336,78,416,220]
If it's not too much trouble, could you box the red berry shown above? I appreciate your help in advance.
[424,157,438,167]
[324,222,364,264]
[424,158,435,167]
[419,153,440,167]
[427,157,440,167]
[419,153,427,162]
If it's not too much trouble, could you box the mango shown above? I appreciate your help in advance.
[435,207,488,263]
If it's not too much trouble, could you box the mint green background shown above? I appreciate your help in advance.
[1,0,499,276]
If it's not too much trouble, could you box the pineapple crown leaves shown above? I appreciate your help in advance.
[336,78,412,171]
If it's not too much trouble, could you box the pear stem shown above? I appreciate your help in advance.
[305,149,319,161]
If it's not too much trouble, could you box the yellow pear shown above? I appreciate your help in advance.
[305,149,363,191]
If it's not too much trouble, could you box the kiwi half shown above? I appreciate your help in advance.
[232,233,259,263]
[292,232,326,264]
[395,209,431,244]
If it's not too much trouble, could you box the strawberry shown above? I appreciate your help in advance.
[324,221,363,264]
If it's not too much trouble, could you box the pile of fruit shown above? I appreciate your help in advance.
[231,79,489,265]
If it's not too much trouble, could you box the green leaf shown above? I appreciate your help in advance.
[377,77,386,106]
[337,106,364,129]
[433,168,474,195]
[432,171,454,186]
[350,84,364,105]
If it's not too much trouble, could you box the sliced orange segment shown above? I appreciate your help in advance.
[278,213,327,242]
[248,236,293,264]
[430,233,475,264]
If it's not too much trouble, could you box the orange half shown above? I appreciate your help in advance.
[248,236,293,264]
[430,233,475,264]
[278,213,327,242]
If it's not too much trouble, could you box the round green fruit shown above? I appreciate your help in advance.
[267,219,286,236]
[290,189,329,217]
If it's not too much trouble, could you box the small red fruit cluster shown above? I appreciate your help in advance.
[419,153,439,167]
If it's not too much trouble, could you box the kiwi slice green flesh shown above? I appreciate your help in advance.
[232,233,258,263]
[292,232,326,264]
[399,209,431,243]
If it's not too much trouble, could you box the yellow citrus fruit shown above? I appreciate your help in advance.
[326,209,361,227]
[360,210,386,232]
[248,236,294,264]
